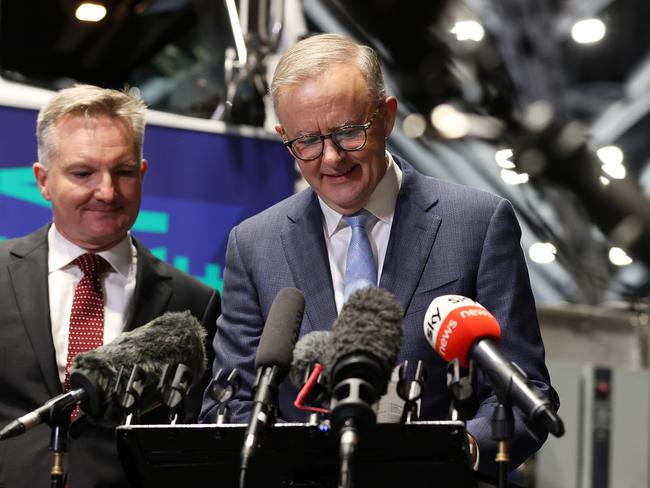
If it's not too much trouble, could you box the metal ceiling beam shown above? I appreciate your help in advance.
[590,51,650,146]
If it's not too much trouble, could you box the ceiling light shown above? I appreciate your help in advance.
[609,247,632,266]
[495,148,515,169]
[500,169,529,185]
[596,145,624,166]
[571,18,606,44]
[402,113,427,139]
[431,104,469,139]
[529,242,557,264]
[602,162,626,179]
[451,21,485,42]
[597,145,626,179]
[75,3,107,22]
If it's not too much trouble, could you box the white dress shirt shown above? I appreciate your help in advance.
[319,152,403,313]
[47,225,138,384]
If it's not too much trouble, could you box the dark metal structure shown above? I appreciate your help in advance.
[2,0,650,305]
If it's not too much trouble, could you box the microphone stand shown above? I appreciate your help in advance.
[49,420,69,488]
[491,396,514,488]
[446,359,477,422]
[338,418,358,488]
[209,368,241,424]
[396,360,426,423]
[446,358,482,478]
[47,398,80,488]
[158,363,194,424]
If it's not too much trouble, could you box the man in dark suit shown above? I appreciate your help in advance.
[0,84,219,487]
[200,34,558,476]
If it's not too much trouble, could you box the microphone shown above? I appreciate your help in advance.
[0,390,86,440]
[290,331,330,414]
[0,311,207,440]
[423,295,564,437]
[240,288,305,472]
[289,331,329,387]
[72,310,207,424]
[325,288,403,430]
[323,287,403,488]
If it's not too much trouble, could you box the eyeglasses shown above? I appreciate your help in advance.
[282,104,382,161]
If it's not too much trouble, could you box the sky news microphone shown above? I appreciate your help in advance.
[240,287,305,474]
[423,295,564,437]
[0,311,207,440]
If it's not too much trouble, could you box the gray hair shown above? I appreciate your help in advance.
[270,33,386,114]
[36,84,147,167]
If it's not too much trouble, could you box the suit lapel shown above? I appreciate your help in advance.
[380,160,441,312]
[126,240,173,330]
[278,159,440,329]
[7,226,62,397]
[281,192,337,332]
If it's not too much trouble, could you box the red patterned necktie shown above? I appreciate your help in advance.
[63,253,110,394]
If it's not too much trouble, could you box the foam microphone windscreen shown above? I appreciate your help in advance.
[423,295,501,367]
[254,287,305,370]
[71,310,207,410]
[289,331,330,387]
[324,287,404,380]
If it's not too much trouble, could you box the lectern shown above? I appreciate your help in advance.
[116,420,475,487]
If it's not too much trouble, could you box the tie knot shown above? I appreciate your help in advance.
[74,253,110,278]
[343,209,372,228]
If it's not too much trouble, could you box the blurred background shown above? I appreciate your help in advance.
[1,1,650,486]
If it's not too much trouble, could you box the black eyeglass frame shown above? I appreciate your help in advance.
[281,104,383,161]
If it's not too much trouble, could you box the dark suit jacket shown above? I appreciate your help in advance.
[200,156,558,475]
[0,224,220,488]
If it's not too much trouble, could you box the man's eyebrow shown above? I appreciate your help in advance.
[61,161,94,169]
[293,118,358,137]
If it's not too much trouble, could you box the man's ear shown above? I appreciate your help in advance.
[140,159,148,179]
[382,96,398,137]
[33,162,51,201]
[275,125,294,157]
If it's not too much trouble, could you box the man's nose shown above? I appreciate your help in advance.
[321,137,344,165]
[95,173,116,201]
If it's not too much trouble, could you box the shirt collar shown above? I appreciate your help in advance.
[47,224,134,277]
[319,151,403,237]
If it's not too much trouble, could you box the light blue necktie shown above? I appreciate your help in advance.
[343,210,377,302]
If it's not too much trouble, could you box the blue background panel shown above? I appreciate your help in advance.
[0,105,295,292]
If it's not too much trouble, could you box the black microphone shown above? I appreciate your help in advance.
[0,311,207,440]
[240,288,305,472]
[323,287,403,488]
[423,295,564,437]
[0,390,86,440]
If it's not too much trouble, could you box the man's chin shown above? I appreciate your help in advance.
[80,226,131,250]
[320,188,368,214]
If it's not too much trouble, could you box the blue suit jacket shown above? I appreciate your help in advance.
[201,156,557,474]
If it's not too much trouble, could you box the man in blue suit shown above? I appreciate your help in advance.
[201,33,557,475]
